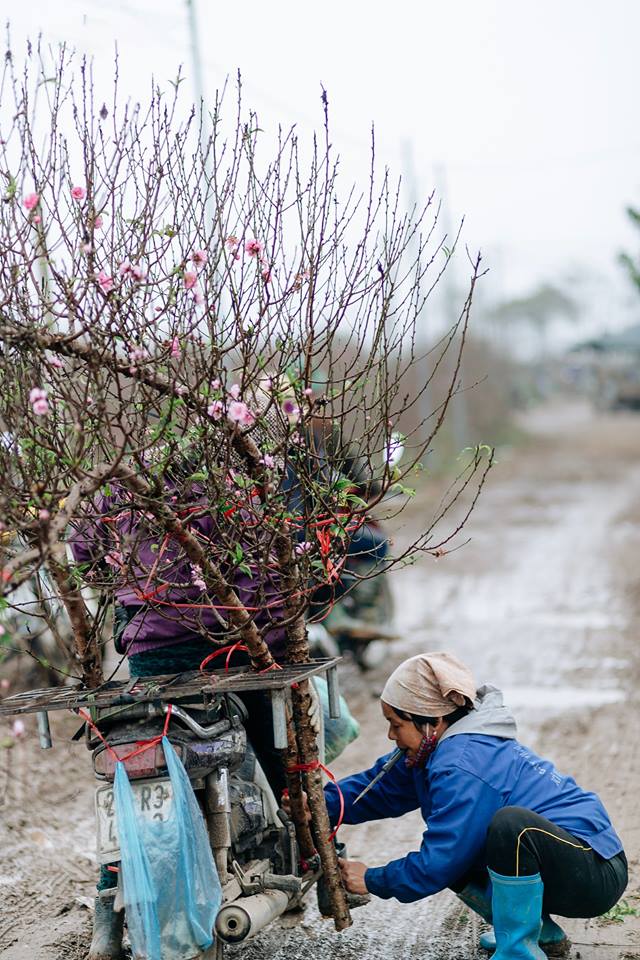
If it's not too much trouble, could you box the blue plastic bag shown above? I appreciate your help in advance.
[313,676,360,763]
[114,736,222,960]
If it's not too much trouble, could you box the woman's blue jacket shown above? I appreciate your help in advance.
[324,686,622,903]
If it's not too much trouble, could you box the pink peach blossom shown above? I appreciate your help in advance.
[38,509,50,520]
[131,264,146,282]
[295,541,313,556]
[192,288,204,305]
[32,215,41,224]
[71,186,86,201]
[93,215,103,229]
[207,399,224,420]
[11,719,26,738]
[191,249,207,269]
[227,400,255,427]
[118,260,132,277]
[170,337,181,358]
[225,236,239,250]
[261,267,272,283]
[211,378,221,390]
[29,387,49,416]
[245,238,263,258]
[48,356,63,369]
[183,271,198,290]
[128,345,147,364]
[104,551,124,568]
[228,383,241,400]
[191,566,206,591]
[260,454,275,469]
[23,193,39,211]
[96,270,114,294]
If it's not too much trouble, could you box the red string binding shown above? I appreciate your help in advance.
[199,641,248,674]
[78,703,172,764]
[287,759,344,842]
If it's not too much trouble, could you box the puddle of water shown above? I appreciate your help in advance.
[502,685,624,714]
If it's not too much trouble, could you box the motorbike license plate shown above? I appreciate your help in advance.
[95,777,173,863]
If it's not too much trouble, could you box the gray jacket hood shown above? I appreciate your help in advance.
[438,684,517,744]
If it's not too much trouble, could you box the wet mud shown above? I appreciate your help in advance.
[1,400,639,959]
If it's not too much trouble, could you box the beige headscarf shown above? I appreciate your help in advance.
[381,652,477,718]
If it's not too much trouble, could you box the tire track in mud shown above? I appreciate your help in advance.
[0,718,97,959]
[236,895,483,960]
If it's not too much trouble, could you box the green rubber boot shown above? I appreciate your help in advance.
[457,880,493,923]
[479,913,570,956]
[488,869,547,960]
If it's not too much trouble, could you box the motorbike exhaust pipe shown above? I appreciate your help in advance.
[215,889,290,943]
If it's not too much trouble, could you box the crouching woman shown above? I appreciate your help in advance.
[329,652,627,959]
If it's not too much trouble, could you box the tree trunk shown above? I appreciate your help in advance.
[275,534,352,931]
[291,678,352,931]
[48,546,103,689]
[285,714,316,861]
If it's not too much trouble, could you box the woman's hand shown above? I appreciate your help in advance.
[338,858,369,895]
[280,788,312,823]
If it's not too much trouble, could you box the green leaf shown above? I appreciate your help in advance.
[5,174,17,200]
[392,483,416,497]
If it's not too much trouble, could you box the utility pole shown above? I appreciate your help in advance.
[185,0,231,330]
[185,0,207,136]
[434,163,470,455]
[401,139,435,457]
[185,0,215,226]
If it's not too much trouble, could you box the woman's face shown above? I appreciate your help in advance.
[381,702,431,760]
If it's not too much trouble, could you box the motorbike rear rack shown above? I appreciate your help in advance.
[0,657,342,751]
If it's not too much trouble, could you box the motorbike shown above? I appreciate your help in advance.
[0,659,342,959]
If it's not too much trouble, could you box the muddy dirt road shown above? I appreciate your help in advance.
[1,400,639,960]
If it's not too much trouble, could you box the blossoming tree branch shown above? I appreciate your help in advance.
[0,43,492,929]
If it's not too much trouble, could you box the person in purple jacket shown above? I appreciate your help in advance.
[326,652,627,959]
[68,468,292,778]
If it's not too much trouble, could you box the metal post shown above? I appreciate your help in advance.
[36,711,52,749]
[326,666,341,719]
[270,689,288,749]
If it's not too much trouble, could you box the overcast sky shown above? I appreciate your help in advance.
[8,0,640,338]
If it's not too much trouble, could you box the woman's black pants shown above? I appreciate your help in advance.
[452,806,627,919]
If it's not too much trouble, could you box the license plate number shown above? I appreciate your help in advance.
[95,777,173,863]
